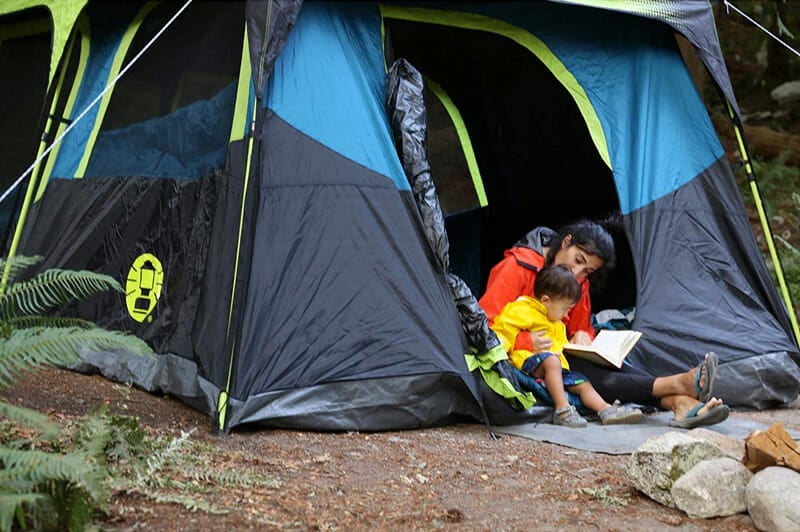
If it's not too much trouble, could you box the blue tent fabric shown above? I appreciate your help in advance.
[264,2,409,191]
[84,82,236,179]
[51,4,141,179]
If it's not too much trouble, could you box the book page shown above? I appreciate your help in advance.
[564,330,641,368]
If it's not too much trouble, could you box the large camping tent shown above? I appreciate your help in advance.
[1,0,799,432]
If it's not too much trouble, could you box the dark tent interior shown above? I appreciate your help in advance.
[0,7,51,247]
[384,19,637,313]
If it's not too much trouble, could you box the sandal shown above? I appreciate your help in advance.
[553,405,587,428]
[694,352,718,403]
[669,402,730,429]
[599,400,644,425]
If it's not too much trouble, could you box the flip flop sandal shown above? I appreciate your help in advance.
[669,402,730,429]
[694,352,718,403]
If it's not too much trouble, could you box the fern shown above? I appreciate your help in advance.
[0,255,154,531]
[0,269,122,319]
[0,327,151,389]
[0,255,44,285]
[0,401,59,439]
[4,315,97,330]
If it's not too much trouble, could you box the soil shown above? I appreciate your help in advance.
[3,366,799,531]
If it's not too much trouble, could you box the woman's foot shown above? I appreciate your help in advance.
[669,397,730,428]
[687,352,717,401]
[672,396,724,422]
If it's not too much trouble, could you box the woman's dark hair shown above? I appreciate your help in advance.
[544,218,617,271]
[533,264,581,303]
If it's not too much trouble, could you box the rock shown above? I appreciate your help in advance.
[671,457,752,518]
[746,466,800,532]
[770,80,800,105]
[689,428,745,460]
[627,432,724,507]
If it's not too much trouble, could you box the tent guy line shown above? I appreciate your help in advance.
[0,0,193,208]
[723,0,800,59]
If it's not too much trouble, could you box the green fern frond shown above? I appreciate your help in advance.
[0,327,153,390]
[0,493,45,532]
[4,316,97,331]
[0,269,122,319]
[128,488,229,515]
[0,255,43,285]
[187,468,281,488]
[0,448,108,504]
[0,402,59,439]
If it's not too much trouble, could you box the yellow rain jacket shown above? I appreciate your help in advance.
[490,296,570,371]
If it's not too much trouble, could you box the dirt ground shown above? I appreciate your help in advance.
[4,366,798,531]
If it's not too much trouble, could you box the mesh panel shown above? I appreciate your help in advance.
[85,1,245,179]
[424,86,480,216]
[0,7,52,239]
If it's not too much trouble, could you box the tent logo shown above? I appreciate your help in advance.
[126,253,164,323]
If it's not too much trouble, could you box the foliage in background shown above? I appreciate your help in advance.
[737,154,800,318]
[0,255,153,532]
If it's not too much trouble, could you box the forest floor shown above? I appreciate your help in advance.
[3,366,798,531]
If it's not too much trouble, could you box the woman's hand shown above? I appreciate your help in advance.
[569,330,593,345]
[531,330,553,353]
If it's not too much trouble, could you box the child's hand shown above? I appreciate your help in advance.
[531,330,553,353]
[569,330,593,345]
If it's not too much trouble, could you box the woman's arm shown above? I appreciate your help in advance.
[479,255,532,324]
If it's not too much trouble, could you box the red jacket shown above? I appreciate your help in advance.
[479,245,594,351]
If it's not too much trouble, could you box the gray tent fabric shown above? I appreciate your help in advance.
[246,0,303,97]
[386,58,500,356]
[626,158,800,408]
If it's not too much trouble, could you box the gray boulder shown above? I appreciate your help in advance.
[688,428,745,461]
[627,432,724,507]
[746,466,800,532]
[771,80,800,105]
[672,457,752,518]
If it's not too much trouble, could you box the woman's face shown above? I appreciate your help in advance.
[553,236,605,281]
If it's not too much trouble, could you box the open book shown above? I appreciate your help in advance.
[563,329,642,369]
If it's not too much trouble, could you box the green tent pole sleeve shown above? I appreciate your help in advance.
[423,76,488,207]
[727,101,800,346]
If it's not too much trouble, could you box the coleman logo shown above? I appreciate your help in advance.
[125,253,164,323]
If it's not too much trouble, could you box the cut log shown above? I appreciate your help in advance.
[742,124,800,165]
[743,422,800,473]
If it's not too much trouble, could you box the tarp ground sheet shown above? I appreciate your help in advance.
[494,411,800,455]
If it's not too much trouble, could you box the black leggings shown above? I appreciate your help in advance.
[567,357,657,405]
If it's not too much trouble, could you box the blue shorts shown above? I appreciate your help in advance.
[521,352,587,388]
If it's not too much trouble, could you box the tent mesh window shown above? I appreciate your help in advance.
[385,18,636,309]
[84,1,245,179]
[424,85,480,217]
[0,7,52,240]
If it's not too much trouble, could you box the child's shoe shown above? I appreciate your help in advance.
[599,400,644,425]
[553,405,588,428]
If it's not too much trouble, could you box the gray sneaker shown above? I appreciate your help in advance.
[553,405,588,428]
[599,400,644,425]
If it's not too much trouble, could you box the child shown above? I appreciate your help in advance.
[491,264,644,428]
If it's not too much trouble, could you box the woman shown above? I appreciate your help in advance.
[479,220,729,428]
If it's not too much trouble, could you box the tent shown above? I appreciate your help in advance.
[2,0,799,432]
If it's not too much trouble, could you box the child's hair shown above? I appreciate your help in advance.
[544,219,616,271]
[533,264,581,303]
